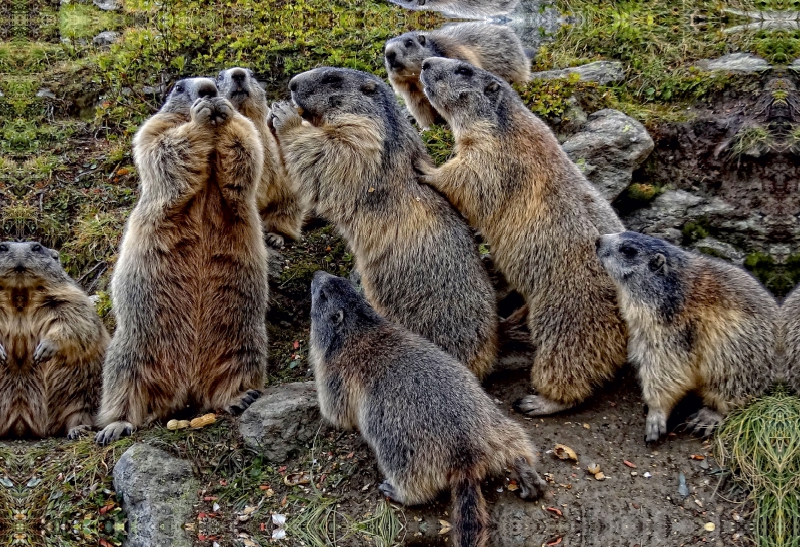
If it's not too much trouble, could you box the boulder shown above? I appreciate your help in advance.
[239,382,324,461]
[561,109,654,201]
[695,53,770,73]
[113,444,197,547]
[92,31,120,47]
[94,0,122,11]
[530,60,624,85]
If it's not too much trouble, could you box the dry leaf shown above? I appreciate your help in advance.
[546,506,563,517]
[690,454,705,460]
[553,444,578,461]
[547,538,563,546]
[623,460,637,468]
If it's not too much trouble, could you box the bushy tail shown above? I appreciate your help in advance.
[452,476,489,547]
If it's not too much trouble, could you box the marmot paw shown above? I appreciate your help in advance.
[95,421,135,445]
[67,424,92,440]
[225,389,262,415]
[208,97,234,126]
[268,101,302,134]
[191,98,216,126]
[513,394,571,416]
[264,232,285,250]
[33,339,58,364]
[644,410,668,444]
[686,407,723,438]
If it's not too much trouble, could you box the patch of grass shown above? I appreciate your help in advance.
[421,124,455,167]
[730,124,772,160]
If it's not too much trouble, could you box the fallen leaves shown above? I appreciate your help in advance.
[553,444,578,462]
[546,506,563,517]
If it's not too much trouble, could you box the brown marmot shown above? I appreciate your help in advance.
[95,78,269,444]
[0,242,108,439]
[597,231,779,442]
[268,67,498,379]
[418,57,627,414]
[217,67,305,249]
[385,23,531,129]
[309,271,545,547]
[779,285,800,393]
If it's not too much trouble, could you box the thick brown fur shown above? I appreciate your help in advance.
[780,285,800,393]
[0,242,107,439]
[95,78,269,444]
[419,58,627,413]
[598,232,779,442]
[309,272,545,547]
[269,67,498,379]
[217,67,305,248]
[385,23,530,128]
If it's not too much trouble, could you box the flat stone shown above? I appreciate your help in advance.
[93,31,120,47]
[530,61,625,85]
[695,53,770,73]
[93,0,122,10]
[113,444,197,547]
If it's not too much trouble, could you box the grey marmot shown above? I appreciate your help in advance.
[217,67,305,249]
[597,231,779,442]
[309,271,545,547]
[779,285,800,393]
[0,242,108,439]
[388,0,520,18]
[385,23,531,129]
[268,67,498,379]
[95,77,269,444]
[419,57,627,414]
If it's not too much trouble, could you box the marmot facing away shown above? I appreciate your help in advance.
[95,78,269,444]
[309,271,545,547]
[269,67,498,379]
[385,23,531,129]
[0,242,108,439]
[388,0,520,18]
[597,232,778,442]
[779,285,800,393]
[217,67,305,249]
[419,57,627,413]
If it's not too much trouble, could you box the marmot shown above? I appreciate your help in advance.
[385,23,531,129]
[95,78,269,444]
[309,271,545,547]
[779,285,800,393]
[217,67,305,249]
[0,242,108,439]
[388,0,520,18]
[597,231,779,442]
[268,67,498,379]
[419,57,627,414]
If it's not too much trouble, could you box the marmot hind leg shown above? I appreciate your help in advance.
[512,456,547,500]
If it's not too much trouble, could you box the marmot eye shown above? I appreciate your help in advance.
[620,245,638,258]
[0,245,7,252]
[455,66,473,77]
[175,84,185,93]
[31,244,42,253]
[405,39,414,48]
[320,74,342,86]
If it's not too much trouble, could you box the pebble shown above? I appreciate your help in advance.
[704,522,715,532]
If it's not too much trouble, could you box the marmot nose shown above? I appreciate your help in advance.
[289,79,298,93]
[421,60,432,71]
[595,237,603,251]
[231,68,247,83]
[386,51,396,63]
[197,84,217,99]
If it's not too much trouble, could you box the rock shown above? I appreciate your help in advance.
[239,382,324,460]
[36,88,56,99]
[140,85,164,95]
[530,61,625,85]
[94,0,122,10]
[113,444,197,547]
[692,237,746,264]
[92,31,119,47]
[695,53,770,73]
[561,109,654,201]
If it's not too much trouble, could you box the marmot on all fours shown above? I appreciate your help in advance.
[597,231,779,442]
[0,242,108,439]
[388,0,520,18]
[309,271,545,547]
[779,285,800,393]
[385,23,531,129]
[95,78,269,444]
[268,67,498,380]
[418,57,627,414]
[217,67,305,249]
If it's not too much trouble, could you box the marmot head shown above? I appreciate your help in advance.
[419,57,513,131]
[217,67,267,117]
[385,32,434,78]
[0,242,67,288]
[310,271,382,358]
[160,77,218,116]
[596,232,687,313]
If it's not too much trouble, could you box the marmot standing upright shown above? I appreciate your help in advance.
[95,78,269,444]
[309,271,545,547]
[268,67,498,379]
[0,242,108,438]
[217,67,305,248]
[385,23,531,129]
[419,58,627,413]
[597,231,778,441]
[779,285,800,393]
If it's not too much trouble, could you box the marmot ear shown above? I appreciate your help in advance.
[331,309,344,327]
[485,81,500,97]
[361,80,378,96]
[50,249,59,261]
[648,253,666,274]
[418,34,426,46]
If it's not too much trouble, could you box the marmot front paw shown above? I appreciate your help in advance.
[268,101,302,134]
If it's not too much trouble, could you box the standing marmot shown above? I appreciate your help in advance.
[779,285,800,393]
[95,78,269,444]
[419,57,627,413]
[385,23,531,129]
[0,242,107,439]
[309,271,545,547]
[268,67,498,379]
[597,232,779,442]
[217,67,305,248]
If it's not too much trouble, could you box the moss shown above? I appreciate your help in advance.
[681,219,711,245]
[626,182,659,202]
[743,252,799,297]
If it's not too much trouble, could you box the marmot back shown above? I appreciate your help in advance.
[388,0,520,18]
[780,286,800,393]
[419,57,627,414]
[385,23,530,128]
[598,231,778,442]
[309,271,545,547]
[0,241,107,438]
[269,67,498,379]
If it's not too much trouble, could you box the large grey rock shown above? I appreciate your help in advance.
[530,61,624,85]
[113,444,197,547]
[561,109,654,201]
[93,0,122,10]
[695,53,770,73]
[92,31,120,47]
[239,382,324,461]
[692,237,746,264]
